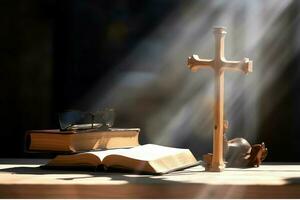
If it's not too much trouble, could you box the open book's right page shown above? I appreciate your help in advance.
[90,144,198,173]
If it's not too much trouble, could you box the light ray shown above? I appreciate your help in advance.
[81,1,295,166]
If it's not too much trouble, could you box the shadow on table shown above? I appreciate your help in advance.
[285,177,300,184]
[0,164,205,183]
[0,164,213,198]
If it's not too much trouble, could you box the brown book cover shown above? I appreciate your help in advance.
[25,128,140,153]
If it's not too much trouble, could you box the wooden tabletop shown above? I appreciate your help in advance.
[0,159,300,198]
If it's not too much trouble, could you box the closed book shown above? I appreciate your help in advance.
[25,128,140,153]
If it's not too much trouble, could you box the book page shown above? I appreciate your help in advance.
[89,144,189,161]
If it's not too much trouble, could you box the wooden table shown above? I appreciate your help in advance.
[0,159,299,198]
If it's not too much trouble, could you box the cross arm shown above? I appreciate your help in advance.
[187,54,213,72]
[221,58,253,74]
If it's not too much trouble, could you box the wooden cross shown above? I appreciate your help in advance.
[187,27,253,172]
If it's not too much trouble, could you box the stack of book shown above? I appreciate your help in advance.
[26,128,199,174]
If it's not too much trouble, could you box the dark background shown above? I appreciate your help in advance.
[1,0,300,161]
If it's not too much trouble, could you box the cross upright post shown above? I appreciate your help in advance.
[187,27,253,172]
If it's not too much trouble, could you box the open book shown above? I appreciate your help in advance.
[45,144,199,174]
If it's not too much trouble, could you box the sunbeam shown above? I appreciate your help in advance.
[80,0,296,165]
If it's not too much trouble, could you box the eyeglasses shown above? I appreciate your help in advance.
[59,109,115,131]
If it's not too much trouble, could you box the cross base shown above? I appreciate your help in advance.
[203,153,225,172]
